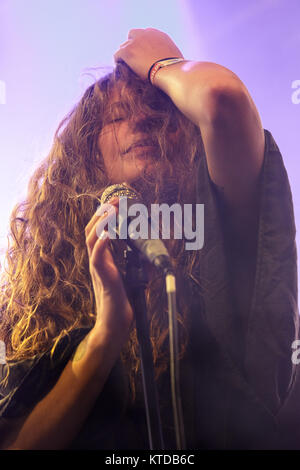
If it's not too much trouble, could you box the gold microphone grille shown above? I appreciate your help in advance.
[100,183,139,205]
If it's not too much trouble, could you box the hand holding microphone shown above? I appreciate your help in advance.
[98,182,174,276]
[97,183,184,449]
[84,181,173,344]
[85,196,133,343]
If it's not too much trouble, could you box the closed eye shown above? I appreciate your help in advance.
[107,117,124,124]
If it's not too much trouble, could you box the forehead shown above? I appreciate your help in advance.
[107,79,133,102]
[104,81,141,118]
[103,76,169,118]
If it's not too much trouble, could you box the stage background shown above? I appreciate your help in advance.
[0,0,299,297]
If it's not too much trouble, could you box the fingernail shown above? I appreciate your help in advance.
[99,230,108,240]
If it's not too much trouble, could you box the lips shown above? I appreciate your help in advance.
[123,139,157,154]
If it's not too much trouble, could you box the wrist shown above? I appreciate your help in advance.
[148,57,186,86]
[89,320,130,354]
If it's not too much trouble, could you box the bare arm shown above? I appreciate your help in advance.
[1,200,133,450]
[1,326,127,450]
[114,28,265,319]
[153,57,264,323]
[114,28,265,212]
[153,59,265,210]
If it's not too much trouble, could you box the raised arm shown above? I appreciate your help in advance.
[114,28,265,320]
[114,27,265,212]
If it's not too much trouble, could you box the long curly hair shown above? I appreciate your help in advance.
[0,61,204,398]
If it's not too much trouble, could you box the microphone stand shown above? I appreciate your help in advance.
[124,246,165,450]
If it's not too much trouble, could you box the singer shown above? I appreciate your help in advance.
[0,28,298,450]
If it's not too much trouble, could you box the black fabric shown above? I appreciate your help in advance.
[0,129,298,449]
[0,329,89,419]
[191,128,299,449]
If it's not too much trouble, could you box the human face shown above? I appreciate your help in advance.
[97,87,161,184]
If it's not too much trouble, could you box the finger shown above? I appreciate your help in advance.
[85,197,119,237]
[85,214,114,256]
[127,28,144,39]
[90,236,122,288]
[86,209,117,256]
[85,212,100,239]
[113,40,132,64]
[114,47,130,64]
[119,40,131,49]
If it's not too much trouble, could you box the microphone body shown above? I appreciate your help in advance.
[100,184,185,449]
[99,183,174,275]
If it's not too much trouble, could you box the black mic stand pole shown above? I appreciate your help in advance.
[124,246,165,450]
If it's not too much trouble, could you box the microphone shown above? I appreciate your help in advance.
[99,182,174,275]
[101,184,185,449]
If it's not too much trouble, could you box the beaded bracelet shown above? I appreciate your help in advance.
[148,57,185,85]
